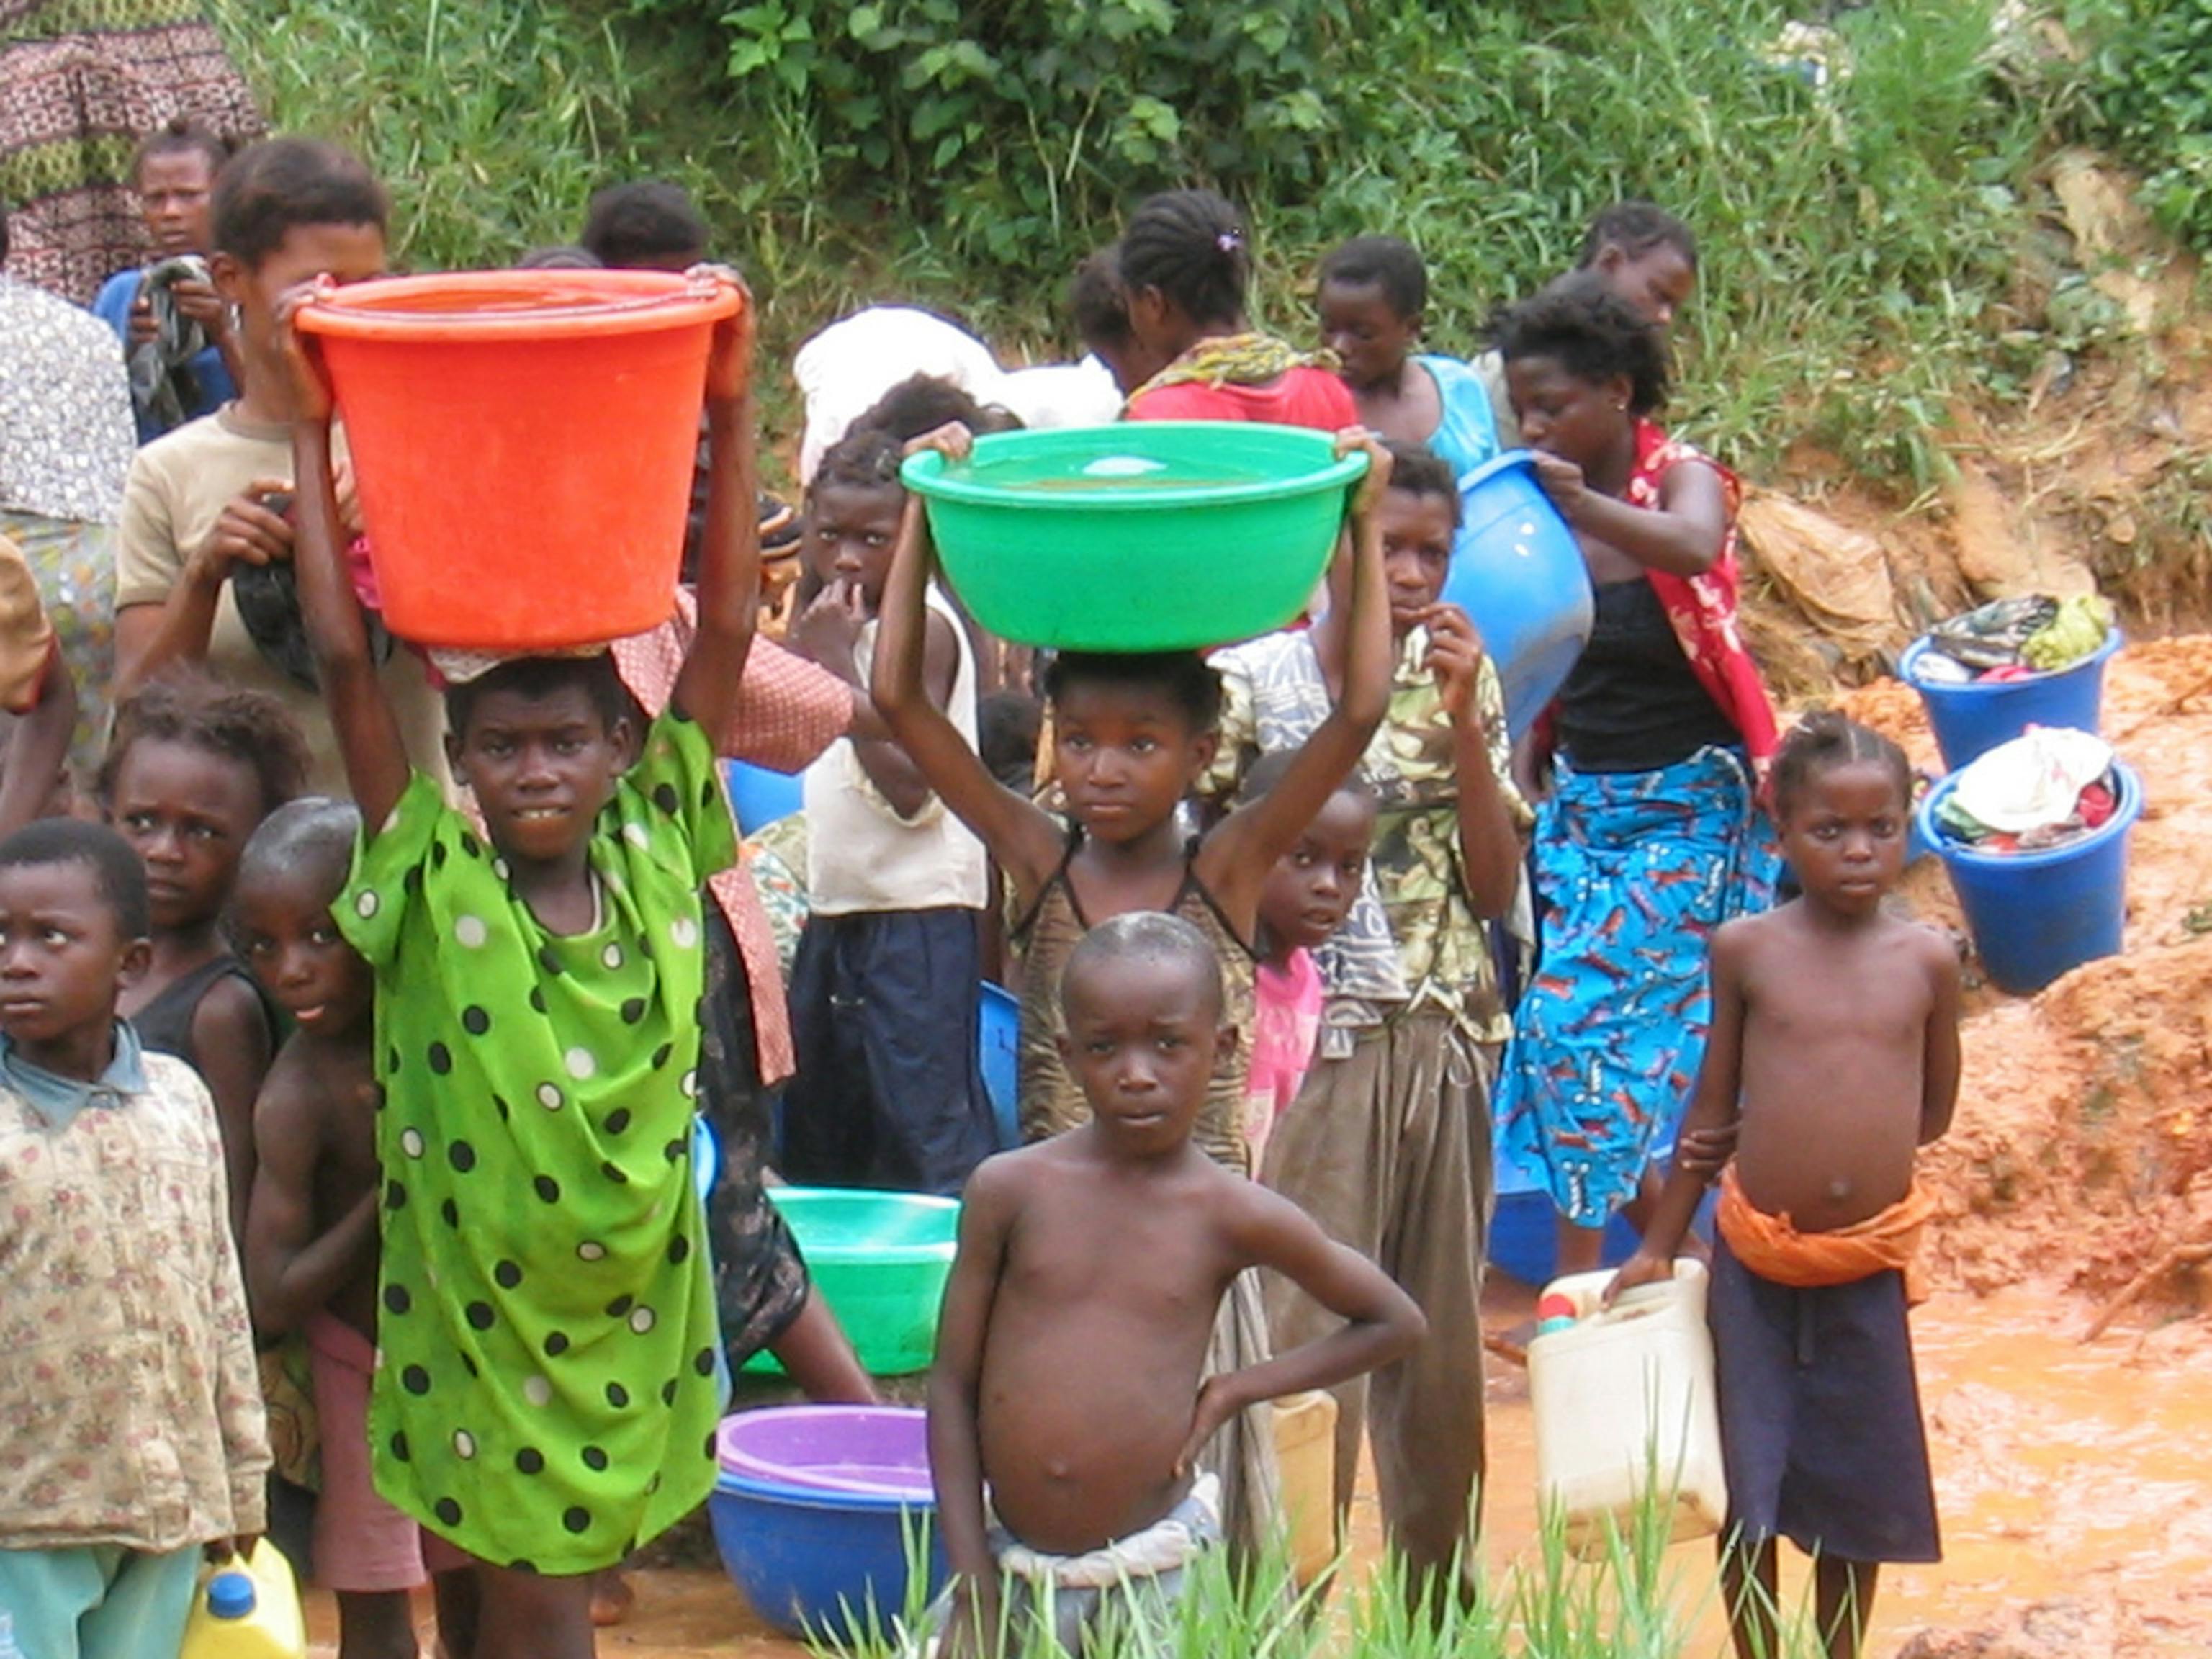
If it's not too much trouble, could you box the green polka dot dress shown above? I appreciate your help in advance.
[338,710,737,1575]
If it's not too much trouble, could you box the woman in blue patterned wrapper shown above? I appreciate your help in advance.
[1492,274,1781,1282]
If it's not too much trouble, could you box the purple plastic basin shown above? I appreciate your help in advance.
[716,1406,933,1501]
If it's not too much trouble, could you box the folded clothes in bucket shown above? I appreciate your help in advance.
[1935,727,2118,854]
[1914,593,2112,682]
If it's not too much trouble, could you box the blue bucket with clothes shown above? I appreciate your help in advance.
[1442,450,1592,742]
[723,759,806,835]
[1900,628,2120,770]
[1921,759,2141,995]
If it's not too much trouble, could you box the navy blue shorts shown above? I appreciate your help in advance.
[781,907,996,1195]
[1709,1235,1941,1565]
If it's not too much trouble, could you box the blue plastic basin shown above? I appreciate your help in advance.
[709,1475,945,1640]
[1901,629,2120,770]
[1440,451,1593,741]
[1920,760,2141,994]
[978,982,1020,1151]
[723,759,804,835]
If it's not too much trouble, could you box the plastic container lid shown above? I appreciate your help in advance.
[207,1570,256,1619]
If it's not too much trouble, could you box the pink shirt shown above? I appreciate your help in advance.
[1244,948,1323,1167]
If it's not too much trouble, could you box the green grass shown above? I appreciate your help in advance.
[205,0,2136,493]
[817,1494,1851,1659]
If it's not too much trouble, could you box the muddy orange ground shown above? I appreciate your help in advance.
[303,1274,2212,1656]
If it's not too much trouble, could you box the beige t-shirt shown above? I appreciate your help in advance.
[115,406,451,798]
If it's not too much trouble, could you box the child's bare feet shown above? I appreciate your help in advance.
[589,1568,635,1627]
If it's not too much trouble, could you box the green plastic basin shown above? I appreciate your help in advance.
[741,1188,958,1378]
[902,423,1368,650]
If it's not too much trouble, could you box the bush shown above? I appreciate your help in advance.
[210,0,2102,487]
[2085,0,2212,250]
[627,0,1354,266]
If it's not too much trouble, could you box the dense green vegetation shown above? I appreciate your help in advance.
[2083,0,2212,251]
[206,0,2176,491]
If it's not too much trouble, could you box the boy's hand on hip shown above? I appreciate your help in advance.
[1174,1374,1246,1480]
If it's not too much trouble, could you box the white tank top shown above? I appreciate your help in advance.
[803,584,988,915]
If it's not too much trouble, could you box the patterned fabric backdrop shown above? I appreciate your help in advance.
[1,1,263,302]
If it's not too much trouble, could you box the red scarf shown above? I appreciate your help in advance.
[1627,419,1779,766]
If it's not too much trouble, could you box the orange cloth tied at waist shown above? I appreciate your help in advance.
[1717,1166,1936,1305]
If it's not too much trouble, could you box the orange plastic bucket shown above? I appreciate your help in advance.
[296,269,742,652]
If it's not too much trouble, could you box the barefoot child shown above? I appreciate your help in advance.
[930,914,1424,1655]
[1609,714,1960,1659]
[0,819,268,1657]
[1236,750,1375,1170]
[102,669,307,1243]
[284,271,758,1659]
[237,799,470,1659]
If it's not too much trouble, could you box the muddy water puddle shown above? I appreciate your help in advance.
[307,1282,2211,1655]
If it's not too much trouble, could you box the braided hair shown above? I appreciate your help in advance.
[1120,189,1251,331]
[1771,711,1910,820]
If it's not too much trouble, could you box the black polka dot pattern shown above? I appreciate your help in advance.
[349,719,732,1568]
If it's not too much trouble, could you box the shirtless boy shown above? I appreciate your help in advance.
[238,799,469,1658]
[929,913,1424,1655]
[1611,714,1961,1659]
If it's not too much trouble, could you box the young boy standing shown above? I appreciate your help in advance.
[1208,443,1526,1601]
[781,427,996,1195]
[930,914,1423,1655]
[237,799,470,1659]
[0,819,269,1657]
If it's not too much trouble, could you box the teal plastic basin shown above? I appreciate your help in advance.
[902,423,1368,651]
[742,1188,959,1378]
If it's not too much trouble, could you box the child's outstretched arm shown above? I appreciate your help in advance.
[244,1066,377,1336]
[670,271,761,731]
[1199,432,1395,916]
[927,1159,1017,1651]
[278,286,410,832]
[1424,605,1522,919]
[871,480,1064,907]
[1179,1180,1424,1472]
[1606,924,1753,1300]
[1919,934,1963,1145]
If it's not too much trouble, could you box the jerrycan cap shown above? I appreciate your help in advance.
[207,1569,257,1619]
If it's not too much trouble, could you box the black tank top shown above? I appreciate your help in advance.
[1556,577,1740,772]
[132,954,276,1072]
